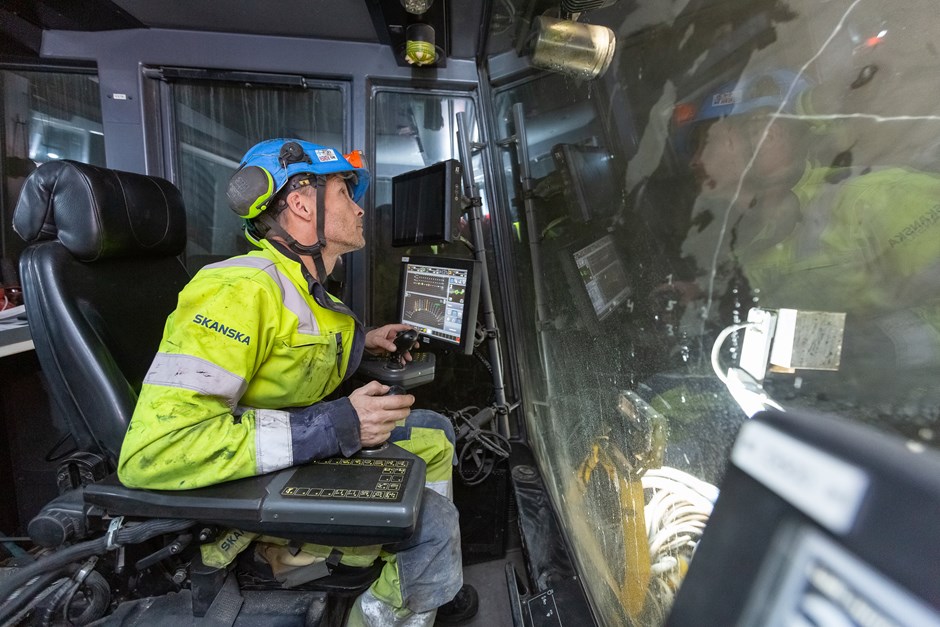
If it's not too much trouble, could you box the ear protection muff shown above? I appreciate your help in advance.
[228,138,370,240]
[227,141,314,219]
[226,165,275,219]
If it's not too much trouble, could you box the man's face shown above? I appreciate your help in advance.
[322,175,366,253]
[689,117,752,197]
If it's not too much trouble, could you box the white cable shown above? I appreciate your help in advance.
[642,465,720,611]
[650,466,721,502]
[712,322,788,416]
[710,322,753,384]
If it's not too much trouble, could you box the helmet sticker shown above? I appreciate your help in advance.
[712,91,738,107]
[228,139,371,219]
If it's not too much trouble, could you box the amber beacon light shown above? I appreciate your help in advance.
[532,16,617,79]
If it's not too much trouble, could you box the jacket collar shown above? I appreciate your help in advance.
[260,239,361,324]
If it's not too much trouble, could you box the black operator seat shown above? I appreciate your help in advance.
[14,159,191,460]
[13,160,425,548]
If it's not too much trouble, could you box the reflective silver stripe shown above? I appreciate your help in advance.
[254,409,294,474]
[206,256,319,336]
[426,479,453,501]
[144,353,247,410]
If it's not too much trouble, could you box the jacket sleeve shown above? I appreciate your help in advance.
[117,272,361,490]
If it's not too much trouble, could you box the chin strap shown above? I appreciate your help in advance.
[257,178,329,282]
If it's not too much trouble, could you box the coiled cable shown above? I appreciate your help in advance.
[449,406,511,486]
[642,467,718,615]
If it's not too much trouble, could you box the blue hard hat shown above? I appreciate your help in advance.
[694,69,812,122]
[226,138,370,219]
[672,69,813,159]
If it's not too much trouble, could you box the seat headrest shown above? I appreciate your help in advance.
[13,160,186,262]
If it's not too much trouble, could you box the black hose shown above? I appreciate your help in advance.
[35,559,109,626]
[63,570,110,626]
[0,567,71,625]
[118,518,195,544]
[0,518,194,624]
[38,564,79,626]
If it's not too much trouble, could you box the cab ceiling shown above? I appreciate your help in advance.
[0,0,487,60]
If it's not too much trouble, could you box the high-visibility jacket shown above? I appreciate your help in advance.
[737,165,940,377]
[738,165,940,317]
[118,239,365,490]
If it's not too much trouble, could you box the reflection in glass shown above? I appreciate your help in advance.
[486,0,940,624]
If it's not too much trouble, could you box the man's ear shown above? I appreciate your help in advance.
[285,189,314,222]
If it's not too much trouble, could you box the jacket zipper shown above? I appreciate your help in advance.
[335,332,343,374]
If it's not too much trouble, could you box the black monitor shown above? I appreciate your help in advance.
[560,234,632,330]
[667,409,940,626]
[551,144,621,223]
[391,159,463,247]
[397,256,481,355]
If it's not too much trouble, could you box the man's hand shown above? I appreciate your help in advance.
[349,381,415,447]
[365,324,419,362]
[651,280,704,307]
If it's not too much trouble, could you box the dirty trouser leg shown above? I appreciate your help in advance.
[347,489,463,626]
[347,411,463,626]
[390,409,456,500]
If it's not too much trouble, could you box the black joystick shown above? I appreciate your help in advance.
[355,328,434,389]
[387,330,418,371]
[362,385,408,453]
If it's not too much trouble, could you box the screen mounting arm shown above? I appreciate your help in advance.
[456,111,510,437]
[506,103,555,393]
[510,103,553,331]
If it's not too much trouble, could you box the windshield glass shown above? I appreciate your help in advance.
[485,0,940,623]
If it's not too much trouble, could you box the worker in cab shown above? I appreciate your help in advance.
[118,138,478,626]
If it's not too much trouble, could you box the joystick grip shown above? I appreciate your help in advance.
[393,330,418,355]
[388,330,418,370]
[385,385,408,428]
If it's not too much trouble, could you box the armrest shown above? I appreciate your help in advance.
[84,443,426,546]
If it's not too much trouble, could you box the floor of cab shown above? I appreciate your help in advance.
[87,550,526,626]
[455,547,526,627]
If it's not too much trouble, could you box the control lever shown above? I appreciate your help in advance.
[362,385,409,453]
[387,330,418,370]
[355,329,435,389]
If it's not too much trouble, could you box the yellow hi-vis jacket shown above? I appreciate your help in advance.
[738,165,940,317]
[118,239,365,490]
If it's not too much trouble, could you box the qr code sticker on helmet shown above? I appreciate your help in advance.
[315,149,338,162]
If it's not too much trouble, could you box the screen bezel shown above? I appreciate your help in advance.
[396,255,481,355]
[551,143,621,223]
[391,159,462,247]
[558,233,632,334]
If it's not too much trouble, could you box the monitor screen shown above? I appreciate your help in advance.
[571,234,631,322]
[392,160,463,247]
[668,409,940,626]
[398,256,481,355]
[552,144,621,223]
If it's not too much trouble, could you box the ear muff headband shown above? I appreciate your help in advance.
[226,165,275,219]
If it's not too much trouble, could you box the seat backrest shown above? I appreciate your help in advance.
[13,161,190,464]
